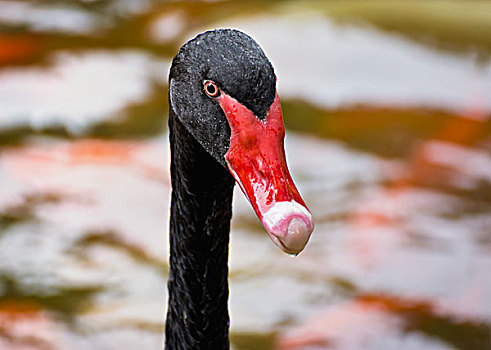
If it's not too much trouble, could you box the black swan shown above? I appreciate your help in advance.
[166,29,314,350]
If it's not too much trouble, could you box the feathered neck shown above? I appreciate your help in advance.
[165,109,235,350]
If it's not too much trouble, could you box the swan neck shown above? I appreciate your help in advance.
[165,111,234,350]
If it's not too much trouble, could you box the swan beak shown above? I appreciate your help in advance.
[218,92,314,255]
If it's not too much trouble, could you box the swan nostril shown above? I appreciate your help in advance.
[255,167,267,180]
[253,158,267,179]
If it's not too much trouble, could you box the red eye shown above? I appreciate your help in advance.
[204,80,220,97]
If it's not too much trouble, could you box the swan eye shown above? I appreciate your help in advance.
[204,80,220,97]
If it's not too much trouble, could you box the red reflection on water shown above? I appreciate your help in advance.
[280,102,490,349]
[67,139,138,164]
[277,297,399,350]
[410,104,489,188]
[0,300,61,350]
[350,100,489,267]
[348,187,408,269]
[277,294,489,350]
[0,36,41,66]
[3,139,168,188]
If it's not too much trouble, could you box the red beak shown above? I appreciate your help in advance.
[218,92,314,255]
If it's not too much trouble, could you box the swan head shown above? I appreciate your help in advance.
[169,29,314,255]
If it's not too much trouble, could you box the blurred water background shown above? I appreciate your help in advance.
[0,1,490,349]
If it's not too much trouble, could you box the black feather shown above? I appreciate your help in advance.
[165,29,276,350]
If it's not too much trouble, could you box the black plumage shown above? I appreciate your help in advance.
[169,29,276,166]
[166,29,278,350]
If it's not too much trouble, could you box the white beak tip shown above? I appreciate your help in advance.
[262,201,314,255]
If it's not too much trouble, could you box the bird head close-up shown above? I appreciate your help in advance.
[168,29,314,257]
[0,2,489,350]
[165,29,314,349]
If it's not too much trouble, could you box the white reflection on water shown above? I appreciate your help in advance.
[1,132,489,349]
[208,14,491,113]
[0,51,168,133]
[0,304,64,350]
[0,1,102,34]
[1,138,168,258]
[149,10,187,43]
[277,299,453,350]
[0,7,489,348]
[0,138,168,349]
[420,140,491,188]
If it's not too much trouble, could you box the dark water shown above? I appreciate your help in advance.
[0,1,490,349]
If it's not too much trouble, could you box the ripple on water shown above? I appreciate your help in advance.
[0,51,168,134]
[208,13,491,114]
[0,0,103,34]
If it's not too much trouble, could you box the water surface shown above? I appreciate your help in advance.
[0,1,490,349]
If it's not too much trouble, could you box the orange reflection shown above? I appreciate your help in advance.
[350,100,489,267]
[281,102,490,349]
[277,297,398,349]
[67,139,139,164]
[277,294,489,350]
[0,36,41,66]
[3,139,168,187]
[0,299,61,350]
